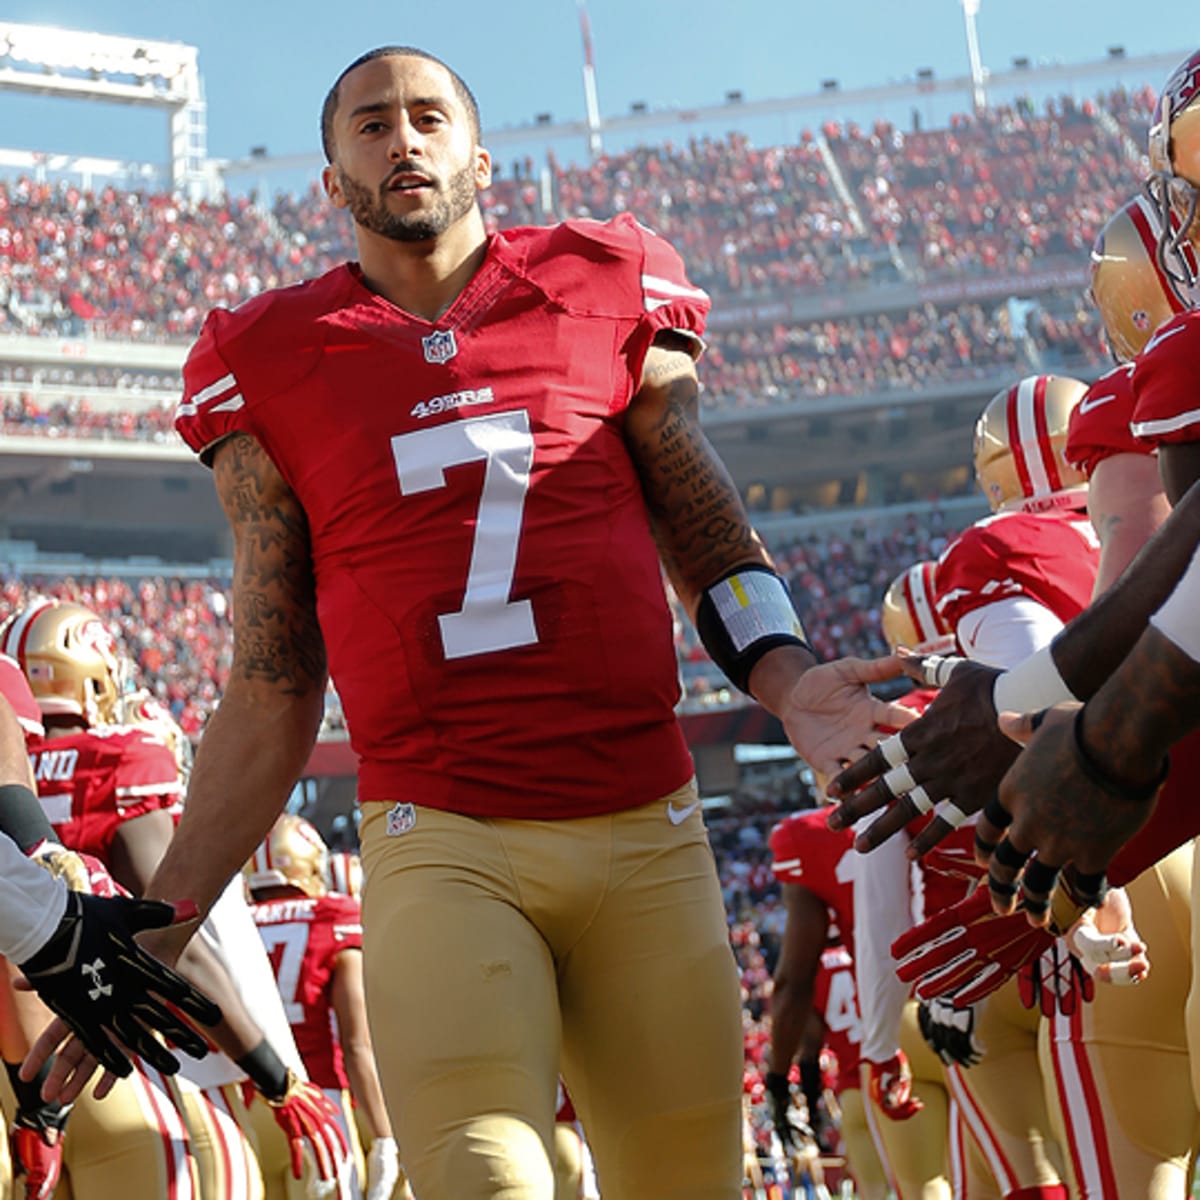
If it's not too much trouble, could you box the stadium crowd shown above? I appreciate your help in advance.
[0,87,1146,394]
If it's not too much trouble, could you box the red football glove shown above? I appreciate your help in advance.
[892,887,1056,1008]
[1018,940,1095,1018]
[10,1124,64,1200]
[244,1072,348,1181]
[867,1052,924,1121]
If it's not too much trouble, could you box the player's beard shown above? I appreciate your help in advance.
[339,161,478,243]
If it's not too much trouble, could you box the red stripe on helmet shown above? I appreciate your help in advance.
[1005,386,1034,499]
[1032,376,1063,493]
[1127,201,1188,315]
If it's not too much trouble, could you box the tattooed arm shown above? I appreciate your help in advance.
[624,337,909,776]
[144,433,327,928]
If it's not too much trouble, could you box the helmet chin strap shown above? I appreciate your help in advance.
[1144,171,1200,308]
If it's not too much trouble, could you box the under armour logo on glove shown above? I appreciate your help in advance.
[17,891,222,1079]
[81,958,112,1002]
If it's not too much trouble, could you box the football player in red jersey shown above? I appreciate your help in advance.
[822,52,1200,882]
[247,814,397,1200]
[0,654,222,1200]
[767,808,922,1200]
[119,44,912,1200]
[3,598,348,1198]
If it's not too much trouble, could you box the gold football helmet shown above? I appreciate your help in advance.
[119,689,194,783]
[325,851,363,900]
[880,562,954,655]
[0,599,129,725]
[1089,192,1191,361]
[245,814,329,898]
[1149,51,1200,187]
[973,375,1089,514]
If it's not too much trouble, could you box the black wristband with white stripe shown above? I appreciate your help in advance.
[694,565,815,695]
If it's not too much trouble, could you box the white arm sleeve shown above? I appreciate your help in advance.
[853,824,915,1063]
[1150,543,1200,663]
[956,596,1065,670]
[0,838,67,963]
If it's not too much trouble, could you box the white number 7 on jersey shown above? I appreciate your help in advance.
[391,410,539,660]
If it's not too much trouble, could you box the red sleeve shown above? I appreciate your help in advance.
[0,653,43,741]
[1065,363,1145,478]
[1131,311,1200,447]
[934,523,1023,631]
[323,893,364,954]
[111,732,183,813]
[635,218,710,350]
[176,308,252,462]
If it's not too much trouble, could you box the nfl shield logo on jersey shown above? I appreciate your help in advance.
[422,329,458,364]
[386,802,417,837]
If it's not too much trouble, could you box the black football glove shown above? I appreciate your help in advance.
[17,892,222,1079]
[765,1071,805,1152]
[917,997,984,1068]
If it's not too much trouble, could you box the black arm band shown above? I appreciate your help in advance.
[5,1059,69,1128]
[0,784,57,853]
[694,565,815,694]
[236,1039,289,1101]
[799,1055,823,1114]
[1072,709,1169,804]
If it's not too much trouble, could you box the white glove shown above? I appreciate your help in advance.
[366,1136,401,1200]
[1066,886,1149,986]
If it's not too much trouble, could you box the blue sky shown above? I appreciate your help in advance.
[0,0,1193,188]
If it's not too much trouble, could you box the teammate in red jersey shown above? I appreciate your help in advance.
[767,809,903,1200]
[3,598,348,1196]
[131,44,907,1200]
[247,814,397,1200]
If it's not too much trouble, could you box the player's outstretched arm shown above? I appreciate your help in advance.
[144,433,328,951]
[828,480,1200,855]
[624,338,907,777]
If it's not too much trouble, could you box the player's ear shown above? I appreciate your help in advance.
[323,164,348,210]
[474,145,492,191]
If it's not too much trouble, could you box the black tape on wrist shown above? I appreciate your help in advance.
[236,1039,289,1101]
[0,784,57,853]
[1072,709,1169,804]
[5,1059,69,1129]
[799,1056,823,1113]
[694,565,814,695]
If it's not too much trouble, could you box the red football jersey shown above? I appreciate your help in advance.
[176,216,709,819]
[813,944,862,1093]
[1131,311,1200,447]
[768,809,856,954]
[1065,362,1145,478]
[935,508,1100,637]
[0,653,43,743]
[250,892,364,1091]
[30,727,182,861]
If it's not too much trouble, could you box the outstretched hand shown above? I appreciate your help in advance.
[979,704,1158,926]
[18,892,220,1101]
[826,651,1017,856]
[778,654,914,781]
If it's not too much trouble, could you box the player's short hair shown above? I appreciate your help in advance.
[321,46,482,162]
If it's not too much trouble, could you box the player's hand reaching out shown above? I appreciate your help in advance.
[772,654,915,781]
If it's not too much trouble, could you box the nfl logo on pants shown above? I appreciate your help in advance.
[386,802,417,837]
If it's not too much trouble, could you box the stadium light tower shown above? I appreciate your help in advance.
[960,0,988,113]
[0,22,212,196]
[578,1,604,160]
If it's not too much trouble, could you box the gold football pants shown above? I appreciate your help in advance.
[359,780,744,1200]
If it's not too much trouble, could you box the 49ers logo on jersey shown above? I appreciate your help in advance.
[410,386,494,420]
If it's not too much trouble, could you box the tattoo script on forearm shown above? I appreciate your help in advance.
[214,433,327,694]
